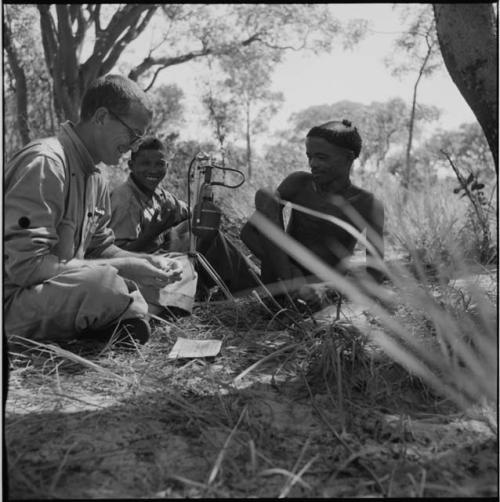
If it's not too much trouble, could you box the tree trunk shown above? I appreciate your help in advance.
[404,80,418,194]
[433,4,498,169]
[37,4,157,123]
[3,20,30,145]
[403,41,433,197]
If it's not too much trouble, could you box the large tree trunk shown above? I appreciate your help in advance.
[37,4,158,122]
[433,4,498,169]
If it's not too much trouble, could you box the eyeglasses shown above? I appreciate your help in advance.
[107,108,146,150]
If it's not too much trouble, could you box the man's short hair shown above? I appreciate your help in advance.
[80,74,153,121]
[307,119,362,159]
[130,136,165,163]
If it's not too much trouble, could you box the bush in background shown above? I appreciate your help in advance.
[381,173,497,271]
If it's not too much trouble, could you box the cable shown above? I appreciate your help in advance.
[186,155,197,242]
[210,165,246,189]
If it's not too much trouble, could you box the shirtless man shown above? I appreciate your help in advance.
[241,119,385,311]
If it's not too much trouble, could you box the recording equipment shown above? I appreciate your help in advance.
[187,151,245,252]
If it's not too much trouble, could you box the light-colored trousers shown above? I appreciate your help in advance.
[141,254,198,314]
[4,255,197,341]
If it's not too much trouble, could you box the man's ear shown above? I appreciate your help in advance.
[93,107,108,126]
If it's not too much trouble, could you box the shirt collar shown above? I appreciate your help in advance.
[58,121,99,175]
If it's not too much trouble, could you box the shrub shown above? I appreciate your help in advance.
[382,175,493,269]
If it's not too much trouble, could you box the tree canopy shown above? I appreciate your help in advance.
[5,4,354,126]
[288,98,440,171]
[3,3,497,175]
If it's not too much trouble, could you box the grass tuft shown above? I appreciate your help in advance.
[5,197,497,498]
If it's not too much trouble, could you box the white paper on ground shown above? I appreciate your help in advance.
[167,337,222,359]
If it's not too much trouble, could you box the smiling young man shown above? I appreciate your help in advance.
[241,119,385,311]
[110,137,189,255]
[4,74,188,345]
[110,136,258,310]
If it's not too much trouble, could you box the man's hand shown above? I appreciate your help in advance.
[65,253,183,288]
[145,254,184,276]
[117,256,182,288]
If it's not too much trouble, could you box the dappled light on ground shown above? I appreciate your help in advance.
[5,267,497,498]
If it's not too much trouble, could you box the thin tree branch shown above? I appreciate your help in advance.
[93,4,154,58]
[441,150,487,228]
[80,5,155,89]
[404,37,434,191]
[143,64,168,92]
[128,32,263,81]
[100,7,157,75]
[256,35,308,51]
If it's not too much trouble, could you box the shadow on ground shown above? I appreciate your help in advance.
[5,361,497,499]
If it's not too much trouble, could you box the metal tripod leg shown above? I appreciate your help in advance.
[189,250,235,302]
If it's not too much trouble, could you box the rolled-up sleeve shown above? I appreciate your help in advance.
[4,155,67,287]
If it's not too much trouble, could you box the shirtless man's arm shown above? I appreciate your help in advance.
[365,196,385,282]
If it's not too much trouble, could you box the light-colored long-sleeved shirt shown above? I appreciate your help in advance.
[4,122,114,299]
[110,176,189,253]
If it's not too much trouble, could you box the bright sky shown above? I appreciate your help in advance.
[269,4,476,131]
[152,3,477,144]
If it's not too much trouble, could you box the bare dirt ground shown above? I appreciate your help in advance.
[5,270,498,499]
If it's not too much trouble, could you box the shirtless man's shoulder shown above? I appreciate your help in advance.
[277,171,313,201]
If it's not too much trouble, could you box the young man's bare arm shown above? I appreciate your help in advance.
[365,197,385,282]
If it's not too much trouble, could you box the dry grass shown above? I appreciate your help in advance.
[5,263,497,499]
[4,171,498,499]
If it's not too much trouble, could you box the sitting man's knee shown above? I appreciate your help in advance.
[240,220,257,252]
[241,189,281,258]
[254,188,278,213]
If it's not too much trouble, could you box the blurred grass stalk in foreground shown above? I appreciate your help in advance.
[248,208,497,411]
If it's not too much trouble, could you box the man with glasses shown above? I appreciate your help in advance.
[107,108,146,152]
[4,74,195,347]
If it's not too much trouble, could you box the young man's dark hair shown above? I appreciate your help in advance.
[129,136,165,162]
[110,136,259,305]
[306,119,362,159]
